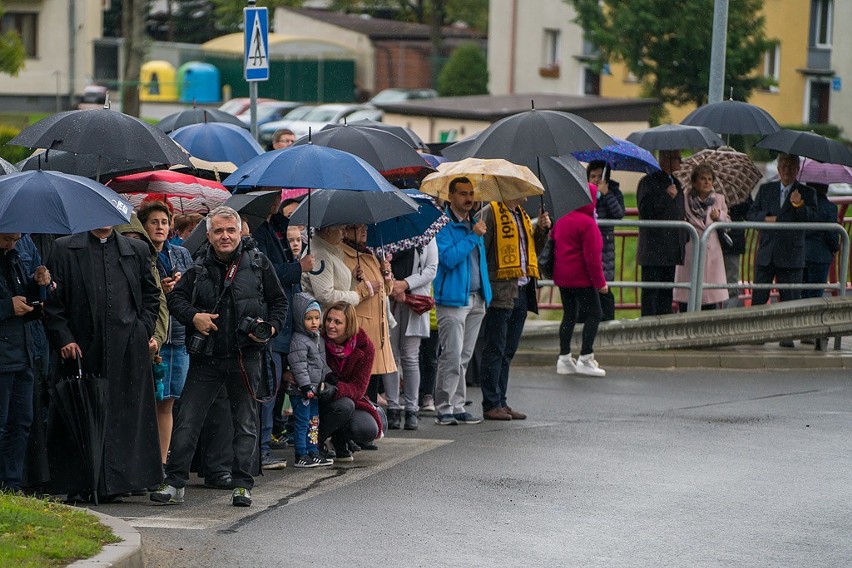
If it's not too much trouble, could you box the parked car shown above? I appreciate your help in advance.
[237,101,303,127]
[368,88,438,106]
[219,97,276,116]
[77,85,109,110]
[262,103,379,141]
[258,105,316,145]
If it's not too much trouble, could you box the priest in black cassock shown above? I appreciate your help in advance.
[45,225,162,500]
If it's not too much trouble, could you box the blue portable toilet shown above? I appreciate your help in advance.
[178,62,221,103]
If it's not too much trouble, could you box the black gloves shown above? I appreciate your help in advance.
[299,384,317,398]
[317,382,336,401]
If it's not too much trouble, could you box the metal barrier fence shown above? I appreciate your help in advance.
[694,221,850,310]
[537,214,852,315]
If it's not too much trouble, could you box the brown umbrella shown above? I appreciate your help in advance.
[675,147,762,205]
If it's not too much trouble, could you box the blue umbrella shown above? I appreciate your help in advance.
[366,190,448,252]
[223,144,398,193]
[571,138,660,173]
[0,171,132,234]
[170,122,263,167]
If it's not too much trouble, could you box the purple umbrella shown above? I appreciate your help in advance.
[571,138,660,173]
[798,158,852,186]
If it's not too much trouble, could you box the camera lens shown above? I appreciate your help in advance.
[252,320,273,341]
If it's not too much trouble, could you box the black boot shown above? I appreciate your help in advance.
[387,408,401,430]
[404,411,418,431]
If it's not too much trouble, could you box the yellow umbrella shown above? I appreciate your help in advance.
[419,157,545,202]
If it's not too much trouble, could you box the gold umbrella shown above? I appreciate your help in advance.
[419,157,545,203]
[675,147,762,205]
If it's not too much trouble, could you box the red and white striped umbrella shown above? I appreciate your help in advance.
[108,170,230,214]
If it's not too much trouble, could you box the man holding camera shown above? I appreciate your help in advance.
[152,206,287,508]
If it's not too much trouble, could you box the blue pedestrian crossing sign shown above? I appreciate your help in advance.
[244,7,269,81]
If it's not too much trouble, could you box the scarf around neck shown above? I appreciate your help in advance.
[325,335,357,361]
[489,201,540,280]
[687,189,716,223]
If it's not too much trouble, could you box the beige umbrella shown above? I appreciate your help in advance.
[419,157,545,203]
[675,147,762,205]
[171,156,238,183]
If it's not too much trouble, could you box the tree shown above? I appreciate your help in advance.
[437,43,488,97]
[212,0,303,33]
[568,0,772,118]
[0,4,27,76]
[121,0,148,117]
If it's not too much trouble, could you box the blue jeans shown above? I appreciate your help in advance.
[291,395,319,456]
[160,344,189,399]
[260,351,285,455]
[165,354,261,490]
[0,369,34,491]
[480,287,528,412]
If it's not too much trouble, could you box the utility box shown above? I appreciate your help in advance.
[140,60,179,102]
[178,62,222,104]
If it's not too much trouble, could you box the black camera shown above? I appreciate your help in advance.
[238,317,273,341]
[186,332,209,355]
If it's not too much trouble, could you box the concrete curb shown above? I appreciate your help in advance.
[514,348,852,369]
[68,509,143,568]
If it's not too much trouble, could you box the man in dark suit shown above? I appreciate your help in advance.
[746,153,817,306]
[637,150,686,316]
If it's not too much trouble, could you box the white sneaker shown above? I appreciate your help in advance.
[576,353,606,377]
[556,354,577,375]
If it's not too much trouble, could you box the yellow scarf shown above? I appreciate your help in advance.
[490,201,540,281]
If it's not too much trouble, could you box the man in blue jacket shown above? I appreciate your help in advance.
[0,233,50,491]
[434,178,491,426]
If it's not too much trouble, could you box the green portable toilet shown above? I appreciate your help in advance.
[178,62,221,103]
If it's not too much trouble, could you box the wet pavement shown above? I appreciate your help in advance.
[85,366,852,567]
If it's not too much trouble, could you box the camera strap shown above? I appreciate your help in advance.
[209,253,243,313]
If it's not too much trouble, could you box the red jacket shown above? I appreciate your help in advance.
[325,328,382,437]
[551,184,606,290]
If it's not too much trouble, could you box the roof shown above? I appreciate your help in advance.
[279,7,484,41]
[375,93,660,123]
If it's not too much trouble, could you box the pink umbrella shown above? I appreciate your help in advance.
[798,158,852,186]
[108,170,230,214]
[280,188,310,201]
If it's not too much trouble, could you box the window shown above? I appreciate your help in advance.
[1,12,37,57]
[543,29,561,67]
[813,0,832,47]
[583,67,600,96]
[764,45,780,92]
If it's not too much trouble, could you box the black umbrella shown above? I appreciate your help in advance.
[293,126,433,177]
[156,108,248,134]
[452,109,615,163]
[181,190,282,255]
[17,149,168,181]
[323,119,428,150]
[288,187,419,228]
[0,157,19,175]
[680,99,781,136]
[48,359,108,504]
[9,109,192,168]
[626,124,724,151]
[755,129,852,167]
[521,155,592,220]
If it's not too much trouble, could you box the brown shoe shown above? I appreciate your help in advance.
[503,406,527,420]
[483,407,512,421]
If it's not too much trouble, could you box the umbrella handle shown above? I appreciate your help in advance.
[309,259,325,276]
[76,355,83,379]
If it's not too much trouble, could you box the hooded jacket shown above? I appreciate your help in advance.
[287,292,330,393]
[552,184,606,290]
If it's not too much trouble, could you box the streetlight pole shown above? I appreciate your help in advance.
[708,0,729,104]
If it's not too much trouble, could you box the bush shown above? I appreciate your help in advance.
[0,125,31,164]
[438,43,489,97]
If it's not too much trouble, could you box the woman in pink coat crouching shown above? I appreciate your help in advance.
[551,183,608,377]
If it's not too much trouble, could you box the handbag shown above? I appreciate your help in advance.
[403,293,435,315]
[538,235,555,279]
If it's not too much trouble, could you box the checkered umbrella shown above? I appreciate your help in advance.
[674,148,762,205]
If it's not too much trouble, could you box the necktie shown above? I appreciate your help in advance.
[780,184,788,208]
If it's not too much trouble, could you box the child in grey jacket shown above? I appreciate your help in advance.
[288,292,334,468]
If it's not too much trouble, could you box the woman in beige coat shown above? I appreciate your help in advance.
[341,224,398,411]
[302,225,374,313]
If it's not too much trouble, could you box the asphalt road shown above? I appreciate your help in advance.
[91,367,852,567]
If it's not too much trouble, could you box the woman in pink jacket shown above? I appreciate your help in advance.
[552,184,608,377]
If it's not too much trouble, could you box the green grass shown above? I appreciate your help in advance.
[0,492,120,567]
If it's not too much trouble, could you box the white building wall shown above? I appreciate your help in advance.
[828,0,852,137]
[2,0,102,98]
[488,0,587,95]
